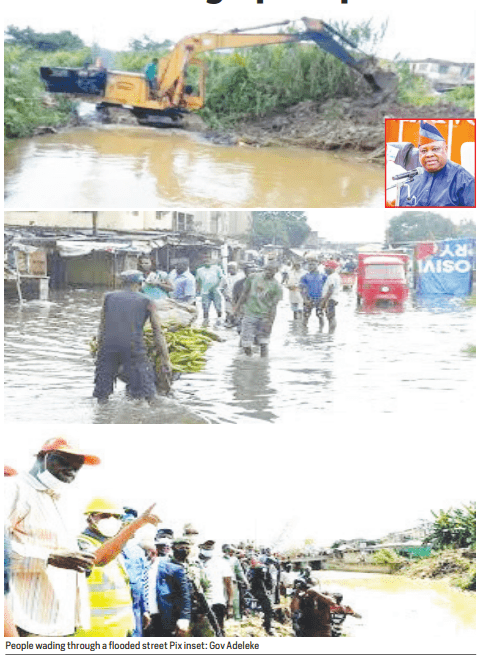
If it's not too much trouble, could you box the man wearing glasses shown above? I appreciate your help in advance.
[398,120,475,207]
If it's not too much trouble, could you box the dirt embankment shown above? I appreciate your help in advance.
[200,94,474,161]
[401,549,476,591]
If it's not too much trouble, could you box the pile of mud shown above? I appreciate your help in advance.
[220,95,474,160]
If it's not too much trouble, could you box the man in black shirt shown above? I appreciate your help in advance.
[93,270,169,402]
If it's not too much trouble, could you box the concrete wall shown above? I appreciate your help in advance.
[5,210,252,238]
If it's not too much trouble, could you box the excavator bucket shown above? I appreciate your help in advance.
[302,17,399,96]
[355,59,399,96]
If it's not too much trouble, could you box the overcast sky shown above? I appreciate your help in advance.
[304,208,476,244]
[5,423,476,550]
[4,0,476,63]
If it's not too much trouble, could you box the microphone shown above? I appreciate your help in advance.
[392,167,424,181]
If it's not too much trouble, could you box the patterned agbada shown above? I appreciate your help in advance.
[4,473,90,636]
[398,160,475,207]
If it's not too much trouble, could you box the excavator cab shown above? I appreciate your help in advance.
[40,16,398,125]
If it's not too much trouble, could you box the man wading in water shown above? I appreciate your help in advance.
[234,261,282,357]
[93,270,171,402]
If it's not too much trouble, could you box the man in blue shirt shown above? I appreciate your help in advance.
[121,508,150,637]
[169,260,196,305]
[299,258,327,328]
[398,121,475,207]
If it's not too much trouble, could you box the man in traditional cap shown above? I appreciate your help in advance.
[4,437,100,636]
[398,120,475,207]
[93,269,172,402]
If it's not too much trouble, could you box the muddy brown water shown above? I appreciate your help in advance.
[4,125,384,208]
[314,571,475,637]
[3,286,475,424]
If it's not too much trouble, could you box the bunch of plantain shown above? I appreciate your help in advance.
[151,325,219,374]
[90,327,219,377]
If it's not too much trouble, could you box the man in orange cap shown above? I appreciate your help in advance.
[4,437,100,636]
[398,120,475,207]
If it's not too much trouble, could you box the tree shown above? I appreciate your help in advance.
[5,25,85,51]
[386,211,457,246]
[454,219,476,238]
[250,211,311,249]
[128,35,173,52]
[424,502,476,550]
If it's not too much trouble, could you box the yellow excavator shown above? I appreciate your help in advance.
[40,17,397,126]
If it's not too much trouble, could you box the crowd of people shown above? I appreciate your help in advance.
[92,252,349,403]
[4,439,316,638]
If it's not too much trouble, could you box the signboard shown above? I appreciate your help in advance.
[416,238,475,296]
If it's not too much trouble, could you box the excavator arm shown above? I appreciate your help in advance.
[157,17,395,102]
[40,17,396,125]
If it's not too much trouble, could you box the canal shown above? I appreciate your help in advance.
[4,125,383,209]
[4,286,475,424]
[314,570,475,638]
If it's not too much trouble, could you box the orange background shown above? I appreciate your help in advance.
[385,119,475,165]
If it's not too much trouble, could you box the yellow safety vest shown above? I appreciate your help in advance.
[75,533,135,637]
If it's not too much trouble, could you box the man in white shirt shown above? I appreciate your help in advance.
[197,540,233,635]
[4,437,100,636]
[321,261,341,334]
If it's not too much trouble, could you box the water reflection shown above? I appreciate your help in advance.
[3,289,475,423]
[4,126,384,208]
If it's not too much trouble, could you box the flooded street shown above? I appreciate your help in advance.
[314,571,475,638]
[4,125,383,208]
[4,286,475,424]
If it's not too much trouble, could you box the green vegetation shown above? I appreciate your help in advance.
[128,35,173,52]
[4,44,89,139]
[250,211,311,249]
[424,503,476,551]
[114,50,169,73]
[398,504,476,591]
[395,62,437,106]
[386,212,476,245]
[403,550,476,591]
[5,25,85,51]
[196,20,388,128]
[371,549,406,572]
[395,61,474,112]
[200,44,356,127]
[444,86,474,112]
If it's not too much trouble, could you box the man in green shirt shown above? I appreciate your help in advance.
[234,261,282,357]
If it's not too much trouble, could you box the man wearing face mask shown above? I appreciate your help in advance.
[4,437,100,637]
[197,540,233,636]
[171,537,220,637]
[76,497,160,637]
